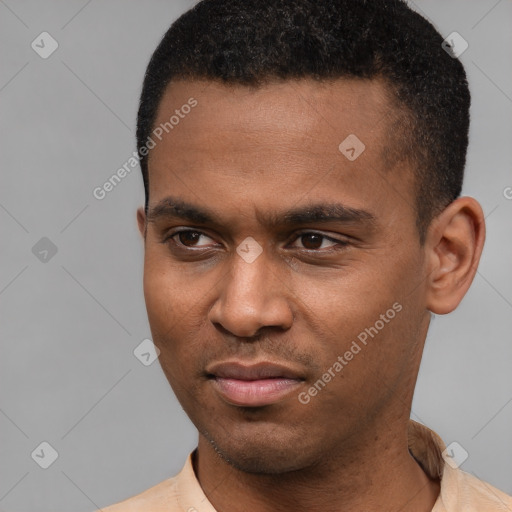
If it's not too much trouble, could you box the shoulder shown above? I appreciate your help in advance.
[406,420,512,511]
[94,452,202,512]
[98,475,181,512]
[436,465,512,511]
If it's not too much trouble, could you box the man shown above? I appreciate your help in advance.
[100,0,512,510]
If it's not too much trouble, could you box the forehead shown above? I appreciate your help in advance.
[146,78,414,229]
[152,77,393,151]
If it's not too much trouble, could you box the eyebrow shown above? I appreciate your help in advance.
[146,196,376,230]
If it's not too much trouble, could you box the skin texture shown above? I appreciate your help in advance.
[137,78,485,512]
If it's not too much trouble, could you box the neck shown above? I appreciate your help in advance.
[194,414,440,512]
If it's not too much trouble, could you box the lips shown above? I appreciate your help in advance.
[207,361,305,407]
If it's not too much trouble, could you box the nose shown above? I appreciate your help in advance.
[208,246,294,338]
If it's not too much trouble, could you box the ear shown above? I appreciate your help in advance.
[137,206,147,240]
[424,196,486,314]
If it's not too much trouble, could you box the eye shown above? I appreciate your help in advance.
[289,232,348,251]
[166,229,217,249]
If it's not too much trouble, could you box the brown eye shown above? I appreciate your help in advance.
[169,230,216,248]
[291,232,344,251]
[300,234,324,250]
[177,231,201,247]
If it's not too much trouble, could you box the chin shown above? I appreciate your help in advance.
[200,423,318,475]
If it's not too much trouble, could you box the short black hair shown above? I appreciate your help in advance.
[137,0,470,242]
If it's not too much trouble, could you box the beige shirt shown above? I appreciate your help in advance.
[100,420,512,511]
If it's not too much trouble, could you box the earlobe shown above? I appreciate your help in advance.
[137,207,147,240]
[424,197,485,315]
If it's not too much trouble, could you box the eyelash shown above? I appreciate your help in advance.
[161,229,349,253]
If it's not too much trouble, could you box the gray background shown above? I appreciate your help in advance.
[0,1,511,510]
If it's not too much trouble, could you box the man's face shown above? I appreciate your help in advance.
[139,78,432,473]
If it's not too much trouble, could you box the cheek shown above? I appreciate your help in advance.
[143,248,198,326]
[142,254,211,380]
[143,259,190,363]
[305,302,419,431]
[297,261,401,338]
[298,250,422,387]
[144,268,177,333]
